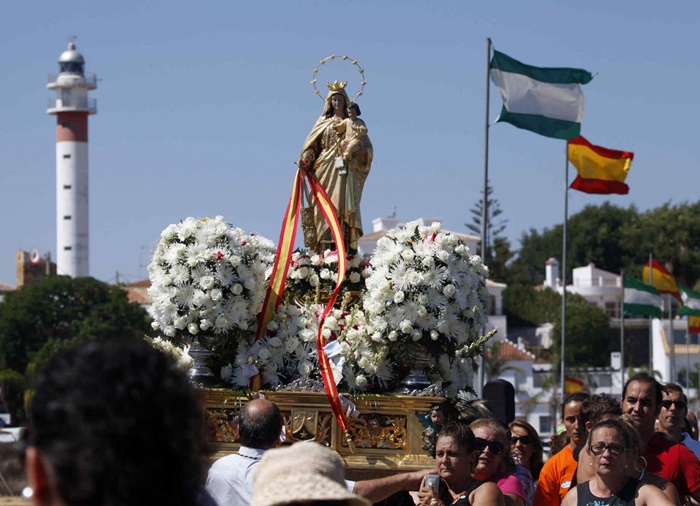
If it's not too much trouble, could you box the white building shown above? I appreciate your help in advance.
[546,258,695,385]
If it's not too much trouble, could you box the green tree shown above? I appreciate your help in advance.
[503,284,610,367]
[466,182,514,283]
[621,201,700,287]
[509,203,639,285]
[0,276,152,375]
[552,294,611,367]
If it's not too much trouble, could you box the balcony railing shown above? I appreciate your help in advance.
[47,73,97,88]
[47,97,97,113]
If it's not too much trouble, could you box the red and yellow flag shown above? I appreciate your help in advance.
[567,136,633,195]
[689,316,700,335]
[642,259,681,303]
[565,375,585,393]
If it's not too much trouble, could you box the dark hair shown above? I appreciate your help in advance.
[663,382,688,405]
[347,102,361,116]
[29,339,208,506]
[561,392,590,419]
[325,93,348,119]
[509,419,544,481]
[580,393,622,426]
[622,372,662,408]
[587,418,630,450]
[239,399,282,449]
[436,421,475,452]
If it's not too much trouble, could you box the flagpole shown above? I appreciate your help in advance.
[686,323,691,389]
[649,253,653,373]
[669,294,675,382]
[477,37,492,398]
[620,269,625,389]
[560,143,569,399]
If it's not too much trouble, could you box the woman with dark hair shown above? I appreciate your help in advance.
[417,422,504,506]
[24,339,211,506]
[510,420,544,482]
[509,420,543,506]
[297,83,373,251]
[561,419,675,506]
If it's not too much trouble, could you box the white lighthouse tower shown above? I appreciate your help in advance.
[47,41,97,277]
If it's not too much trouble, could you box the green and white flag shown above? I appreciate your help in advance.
[624,275,663,318]
[679,285,700,317]
[489,50,593,140]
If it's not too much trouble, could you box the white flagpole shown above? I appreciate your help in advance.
[686,323,691,389]
[560,143,569,399]
[669,294,675,382]
[649,253,653,373]
[620,269,625,388]
[477,37,492,398]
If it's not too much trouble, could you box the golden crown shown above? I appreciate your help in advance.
[326,80,348,92]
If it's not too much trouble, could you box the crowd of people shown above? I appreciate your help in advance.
[19,339,700,506]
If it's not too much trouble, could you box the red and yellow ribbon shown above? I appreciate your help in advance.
[253,168,349,432]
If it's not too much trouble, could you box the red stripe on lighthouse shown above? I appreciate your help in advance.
[57,112,89,142]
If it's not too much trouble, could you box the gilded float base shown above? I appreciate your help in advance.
[202,389,443,475]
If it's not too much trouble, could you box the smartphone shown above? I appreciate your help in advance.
[424,474,440,496]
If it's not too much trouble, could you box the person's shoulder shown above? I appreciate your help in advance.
[648,432,676,451]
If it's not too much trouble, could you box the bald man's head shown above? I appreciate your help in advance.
[239,399,283,449]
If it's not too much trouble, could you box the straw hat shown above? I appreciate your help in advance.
[251,442,370,506]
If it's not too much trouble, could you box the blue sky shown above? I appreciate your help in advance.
[2,1,698,286]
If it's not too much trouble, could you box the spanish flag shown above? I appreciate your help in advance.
[565,375,585,393]
[567,136,633,195]
[642,259,681,303]
[689,316,700,335]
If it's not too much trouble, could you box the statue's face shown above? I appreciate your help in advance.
[331,94,345,112]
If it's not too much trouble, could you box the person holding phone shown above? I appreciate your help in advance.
[417,422,504,506]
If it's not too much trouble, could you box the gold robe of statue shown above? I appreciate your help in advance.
[298,88,373,251]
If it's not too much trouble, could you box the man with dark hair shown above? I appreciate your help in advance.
[206,399,282,506]
[534,392,590,506]
[25,339,210,506]
[206,399,429,506]
[621,373,700,502]
[657,383,700,459]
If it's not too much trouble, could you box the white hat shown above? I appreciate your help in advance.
[252,442,370,506]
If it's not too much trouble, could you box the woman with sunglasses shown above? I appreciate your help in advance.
[417,422,504,506]
[561,419,675,506]
[470,418,526,506]
[509,420,543,506]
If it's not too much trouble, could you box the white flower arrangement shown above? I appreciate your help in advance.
[149,217,495,397]
[148,216,275,348]
[286,249,370,302]
[361,220,493,396]
[145,336,194,372]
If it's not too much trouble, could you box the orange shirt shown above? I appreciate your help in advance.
[533,446,577,506]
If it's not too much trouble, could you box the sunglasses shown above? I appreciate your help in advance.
[661,399,687,410]
[589,443,625,456]
[510,435,533,445]
[475,437,505,455]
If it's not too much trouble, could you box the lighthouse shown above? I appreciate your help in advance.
[47,41,97,278]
